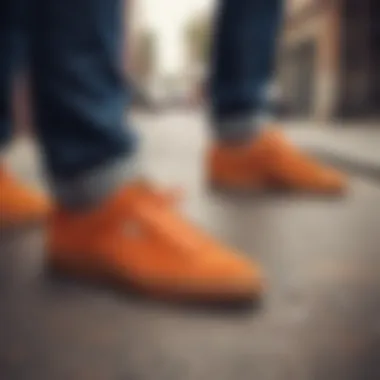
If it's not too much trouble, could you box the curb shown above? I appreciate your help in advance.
[308,147,380,182]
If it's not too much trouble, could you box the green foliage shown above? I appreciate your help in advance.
[137,30,156,76]
[186,15,211,65]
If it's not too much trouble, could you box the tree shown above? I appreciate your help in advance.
[135,30,156,81]
[185,15,212,67]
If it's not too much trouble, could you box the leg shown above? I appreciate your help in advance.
[0,0,30,146]
[30,0,136,207]
[36,0,262,304]
[0,0,50,227]
[0,0,17,147]
[210,0,282,140]
[208,0,347,194]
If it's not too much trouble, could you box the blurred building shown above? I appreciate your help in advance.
[278,0,379,120]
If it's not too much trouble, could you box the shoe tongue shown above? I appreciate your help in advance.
[121,182,217,259]
[137,192,208,253]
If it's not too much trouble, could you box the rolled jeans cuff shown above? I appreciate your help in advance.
[50,154,139,210]
[213,113,274,142]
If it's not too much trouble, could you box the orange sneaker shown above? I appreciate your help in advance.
[207,129,347,194]
[0,165,52,227]
[47,181,262,303]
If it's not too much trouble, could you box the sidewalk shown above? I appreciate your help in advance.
[6,114,380,184]
[2,111,380,380]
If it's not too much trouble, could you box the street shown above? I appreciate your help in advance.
[1,110,380,380]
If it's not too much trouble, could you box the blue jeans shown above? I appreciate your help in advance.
[210,0,282,139]
[0,0,282,180]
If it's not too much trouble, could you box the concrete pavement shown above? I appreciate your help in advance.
[1,110,380,380]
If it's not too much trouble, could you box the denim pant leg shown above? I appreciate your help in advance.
[30,0,136,180]
[210,0,283,140]
[0,0,21,147]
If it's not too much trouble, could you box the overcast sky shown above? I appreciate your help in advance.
[140,0,215,75]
